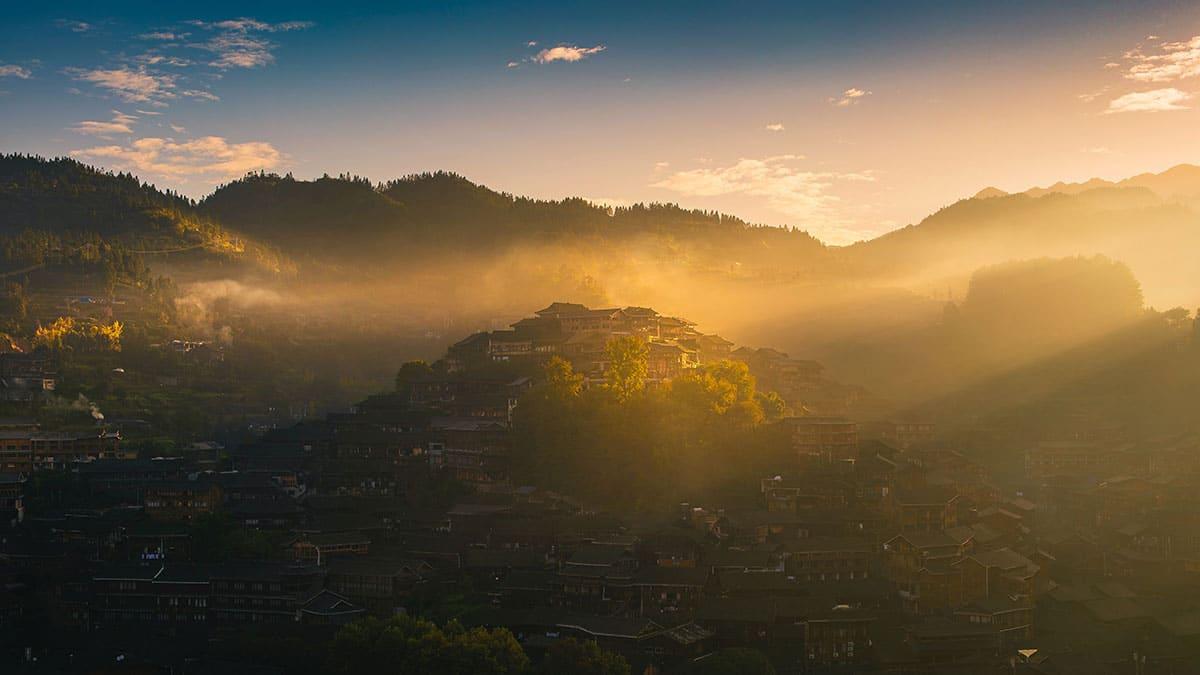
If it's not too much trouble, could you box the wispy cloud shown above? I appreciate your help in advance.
[70,110,138,137]
[71,135,284,182]
[181,89,219,102]
[134,54,193,68]
[1077,86,1110,103]
[66,66,177,104]
[764,123,785,132]
[55,19,94,33]
[188,18,313,69]
[1105,87,1191,113]
[533,44,606,64]
[139,31,187,41]
[170,124,187,134]
[1082,146,1115,154]
[830,87,871,107]
[0,65,32,79]
[651,155,875,241]
[1123,34,1200,83]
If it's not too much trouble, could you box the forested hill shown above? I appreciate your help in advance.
[0,154,291,274]
[200,171,829,263]
[844,179,1200,307]
[0,154,197,237]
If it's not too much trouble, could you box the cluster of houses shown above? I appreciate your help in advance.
[446,302,876,417]
[0,418,124,475]
[4,302,1200,672]
[446,302,731,383]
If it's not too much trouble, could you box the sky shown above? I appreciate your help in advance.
[2,0,1200,245]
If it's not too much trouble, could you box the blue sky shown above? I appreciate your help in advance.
[3,1,1200,243]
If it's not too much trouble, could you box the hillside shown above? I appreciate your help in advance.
[200,171,831,270]
[0,155,292,277]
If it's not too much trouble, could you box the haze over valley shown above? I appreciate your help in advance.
[4,4,1200,674]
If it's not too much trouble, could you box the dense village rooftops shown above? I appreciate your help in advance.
[956,595,1034,615]
[893,486,960,506]
[565,543,634,567]
[716,570,800,594]
[300,589,365,618]
[631,565,710,587]
[886,531,960,550]
[1082,597,1154,623]
[430,417,508,432]
[326,555,433,576]
[462,548,549,570]
[781,535,875,552]
[534,302,593,317]
[943,526,977,547]
[705,548,777,570]
[298,532,372,548]
[1156,610,1200,638]
[94,562,165,581]
[962,548,1038,574]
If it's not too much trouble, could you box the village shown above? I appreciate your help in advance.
[1,301,1200,673]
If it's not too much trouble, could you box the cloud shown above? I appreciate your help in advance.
[66,66,177,104]
[139,31,186,41]
[135,54,192,68]
[1123,34,1200,82]
[506,61,521,69]
[71,110,138,137]
[533,44,606,64]
[181,89,219,102]
[136,109,163,116]
[55,20,94,33]
[1078,85,1111,103]
[651,155,874,239]
[830,87,871,107]
[1082,146,1114,154]
[1105,88,1191,113]
[71,135,284,182]
[526,41,538,47]
[0,65,31,79]
[188,17,313,69]
[170,124,187,134]
[764,123,785,132]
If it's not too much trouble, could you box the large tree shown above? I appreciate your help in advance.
[603,335,648,402]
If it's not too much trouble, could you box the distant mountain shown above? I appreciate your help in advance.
[848,166,1200,307]
[972,187,1008,199]
[5,155,1198,307]
[0,154,291,274]
[1023,163,1200,201]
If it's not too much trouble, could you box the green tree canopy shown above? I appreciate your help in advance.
[329,616,529,675]
[603,335,648,402]
[540,638,630,675]
[395,359,435,390]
